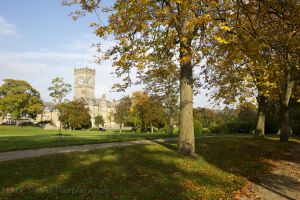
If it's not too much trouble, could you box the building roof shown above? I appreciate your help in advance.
[43,102,57,111]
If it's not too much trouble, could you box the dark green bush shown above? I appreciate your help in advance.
[228,121,256,133]
[209,123,230,134]
[209,121,255,134]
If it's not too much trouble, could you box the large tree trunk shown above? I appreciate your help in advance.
[167,115,174,135]
[255,95,265,137]
[178,39,195,156]
[280,65,294,142]
[280,103,290,141]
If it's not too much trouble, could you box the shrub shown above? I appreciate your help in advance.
[194,120,202,135]
[210,121,255,134]
[209,123,230,134]
[228,121,256,133]
[202,128,211,134]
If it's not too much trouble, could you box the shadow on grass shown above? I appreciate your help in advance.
[0,142,244,200]
[156,136,300,199]
[1,136,299,199]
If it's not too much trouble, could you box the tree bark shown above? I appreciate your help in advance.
[280,104,290,142]
[151,124,154,134]
[119,123,122,133]
[178,39,195,156]
[279,65,294,142]
[167,115,174,135]
[255,95,265,137]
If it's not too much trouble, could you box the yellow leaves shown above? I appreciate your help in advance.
[220,25,231,31]
[196,14,211,25]
[219,22,231,31]
[180,55,191,63]
[180,37,188,43]
[214,36,228,44]
[171,0,184,4]
[297,99,300,103]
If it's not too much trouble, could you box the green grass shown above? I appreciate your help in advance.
[0,136,298,199]
[0,126,176,152]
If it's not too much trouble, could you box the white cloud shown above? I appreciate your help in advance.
[0,16,18,36]
[0,33,213,108]
[0,35,120,102]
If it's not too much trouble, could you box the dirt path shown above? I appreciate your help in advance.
[241,144,300,200]
[0,138,178,162]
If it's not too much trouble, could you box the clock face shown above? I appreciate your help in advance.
[77,78,84,85]
[88,79,93,85]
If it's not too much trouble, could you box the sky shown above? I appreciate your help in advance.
[0,0,214,108]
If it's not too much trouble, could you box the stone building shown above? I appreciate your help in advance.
[36,67,117,129]
[74,67,117,128]
[35,102,60,128]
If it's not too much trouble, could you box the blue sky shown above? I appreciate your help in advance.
[0,0,213,108]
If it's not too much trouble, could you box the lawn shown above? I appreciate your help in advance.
[0,126,176,152]
[0,136,298,200]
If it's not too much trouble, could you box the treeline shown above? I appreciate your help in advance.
[193,101,300,135]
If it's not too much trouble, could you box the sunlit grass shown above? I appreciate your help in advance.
[0,125,176,152]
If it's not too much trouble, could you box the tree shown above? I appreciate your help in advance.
[203,0,299,140]
[113,96,132,133]
[143,95,166,133]
[48,77,72,135]
[64,0,222,155]
[141,65,179,135]
[0,79,42,125]
[59,101,92,130]
[236,102,257,123]
[94,115,105,128]
[131,91,150,132]
[193,108,220,128]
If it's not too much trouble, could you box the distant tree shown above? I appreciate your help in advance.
[0,79,43,125]
[113,96,132,133]
[236,102,257,123]
[141,65,179,135]
[143,95,166,133]
[59,101,91,130]
[94,115,105,128]
[48,77,72,135]
[131,91,149,132]
[130,91,166,133]
[193,108,220,128]
[127,110,142,133]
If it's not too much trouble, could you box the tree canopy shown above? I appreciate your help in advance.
[94,115,105,128]
[64,0,299,145]
[59,101,92,130]
[0,79,43,122]
[48,77,72,104]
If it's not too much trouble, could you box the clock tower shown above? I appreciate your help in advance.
[74,67,95,101]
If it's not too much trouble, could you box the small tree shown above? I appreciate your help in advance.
[59,101,92,130]
[143,95,166,133]
[113,96,132,133]
[0,79,43,125]
[48,77,71,136]
[94,115,105,128]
